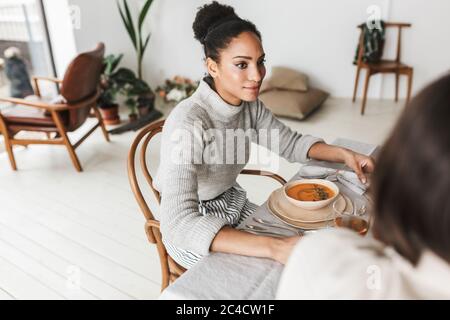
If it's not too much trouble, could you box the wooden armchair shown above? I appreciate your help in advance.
[0,42,109,171]
[352,22,414,115]
[127,119,287,292]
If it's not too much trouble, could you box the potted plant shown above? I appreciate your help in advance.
[98,54,123,125]
[110,67,148,121]
[117,0,155,116]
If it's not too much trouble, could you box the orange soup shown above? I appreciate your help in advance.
[287,183,335,202]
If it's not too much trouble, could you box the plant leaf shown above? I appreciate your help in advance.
[123,0,137,43]
[142,33,151,55]
[103,54,114,75]
[117,0,137,49]
[110,54,123,73]
[117,5,136,49]
[138,0,153,33]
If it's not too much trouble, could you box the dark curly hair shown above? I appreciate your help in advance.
[192,1,262,62]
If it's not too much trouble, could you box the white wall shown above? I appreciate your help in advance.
[68,0,450,98]
[44,0,77,77]
[68,0,143,79]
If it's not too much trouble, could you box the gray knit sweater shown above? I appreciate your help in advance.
[153,79,324,255]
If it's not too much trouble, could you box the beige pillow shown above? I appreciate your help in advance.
[259,88,329,120]
[260,66,309,93]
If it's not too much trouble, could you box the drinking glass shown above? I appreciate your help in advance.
[331,197,371,235]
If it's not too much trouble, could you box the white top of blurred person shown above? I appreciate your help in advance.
[276,228,450,299]
[4,47,21,59]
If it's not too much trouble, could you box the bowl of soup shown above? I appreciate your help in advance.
[283,179,339,210]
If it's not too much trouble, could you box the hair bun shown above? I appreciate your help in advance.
[193,1,239,44]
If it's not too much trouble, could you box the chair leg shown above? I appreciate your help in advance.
[406,68,413,105]
[361,70,371,115]
[1,130,17,170]
[52,112,83,172]
[92,105,110,142]
[0,118,17,170]
[395,71,400,102]
[352,66,361,102]
[65,139,83,172]
[62,132,83,172]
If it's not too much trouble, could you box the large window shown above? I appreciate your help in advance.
[0,0,56,98]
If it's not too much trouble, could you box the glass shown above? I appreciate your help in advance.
[0,0,56,98]
[331,196,371,235]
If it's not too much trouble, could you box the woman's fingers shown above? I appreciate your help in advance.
[354,163,367,184]
[343,150,375,184]
[346,154,367,183]
[360,156,375,173]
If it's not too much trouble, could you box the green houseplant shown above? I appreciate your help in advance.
[112,67,152,120]
[117,0,155,117]
[98,54,123,125]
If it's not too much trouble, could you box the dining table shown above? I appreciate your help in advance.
[159,138,378,300]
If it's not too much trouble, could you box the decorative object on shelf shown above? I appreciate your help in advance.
[156,76,199,103]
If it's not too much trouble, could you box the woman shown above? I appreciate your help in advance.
[277,73,450,299]
[153,1,374,269]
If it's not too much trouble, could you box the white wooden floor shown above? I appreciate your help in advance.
[0,98,404,299]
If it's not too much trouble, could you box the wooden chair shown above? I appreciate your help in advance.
[127,119,287,292]
[0,42,109,171]
[352,22,414,115]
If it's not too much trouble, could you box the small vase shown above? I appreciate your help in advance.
[138,105,150,117]
[129,113,138,122]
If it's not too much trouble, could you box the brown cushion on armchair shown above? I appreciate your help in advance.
[259,88,329,120]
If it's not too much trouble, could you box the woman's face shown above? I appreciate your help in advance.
[207,31,266,105]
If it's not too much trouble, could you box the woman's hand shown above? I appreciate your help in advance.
[307,142,376,184]
[269,236,301,265]
[341,150,375,184]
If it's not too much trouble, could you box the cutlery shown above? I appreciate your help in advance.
[241,226,287,238]
[353,199,367,216]
[298,166,339,179]
[357,205,367,215]
[245,224,307,237]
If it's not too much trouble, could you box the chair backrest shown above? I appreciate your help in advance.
[61,42,105,131]
[127,119,186,291]
[356,22,411,65]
